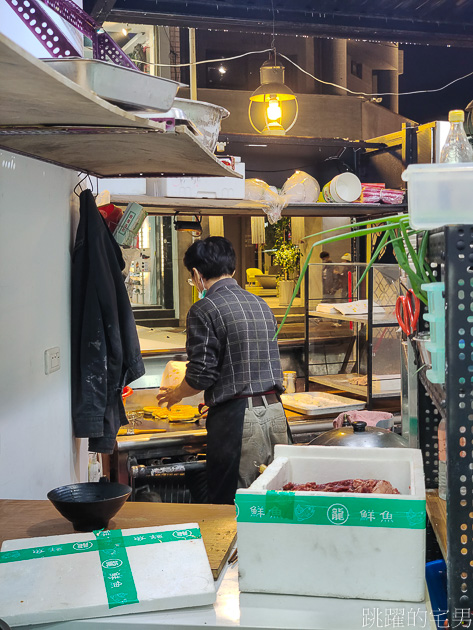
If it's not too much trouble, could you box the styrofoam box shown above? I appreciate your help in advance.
[402,162,473,229]
[98,177,147,196]
[147,160,245,199]
[236,445,426,602]
[0,523,215,627]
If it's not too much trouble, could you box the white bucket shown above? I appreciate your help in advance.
[322,172,362,203]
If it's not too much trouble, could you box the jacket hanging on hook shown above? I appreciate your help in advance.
[71,189,145,453]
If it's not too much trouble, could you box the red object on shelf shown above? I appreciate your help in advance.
[98,203,124,233]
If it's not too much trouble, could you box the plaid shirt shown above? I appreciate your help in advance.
[185,278,283,406]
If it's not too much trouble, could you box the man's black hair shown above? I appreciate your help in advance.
[319,251,330,260]
[184,236,236,279]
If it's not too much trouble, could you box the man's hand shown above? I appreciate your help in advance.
[156,379,203,408]
[156,387,183,409]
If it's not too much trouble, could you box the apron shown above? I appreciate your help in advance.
[205,397,247,504]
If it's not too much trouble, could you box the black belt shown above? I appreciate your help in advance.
[250,393,279,406]
[235,392,279,406]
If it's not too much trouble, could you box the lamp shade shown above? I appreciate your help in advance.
[249,61,298,135]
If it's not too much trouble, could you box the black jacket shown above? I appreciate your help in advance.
[71,190,145,453]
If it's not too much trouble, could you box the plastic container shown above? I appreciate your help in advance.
[421,283,445,384]
[322,172,362,203]
[402,162,473,229]
[281,171,320,204]
[159,361,204,407]
[425,559,448,626]
[236,444,426,602]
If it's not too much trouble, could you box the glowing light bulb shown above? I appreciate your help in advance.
[218,65,226,74]
[266,97,282,121]
[121,28,128,36]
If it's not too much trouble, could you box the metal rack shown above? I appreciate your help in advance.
[421,226,473,625]
[304,263,401,408]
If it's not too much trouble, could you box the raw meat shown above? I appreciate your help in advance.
[282,478,400,494]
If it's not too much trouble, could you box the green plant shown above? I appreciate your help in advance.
[273,241,301,280]
[274,213,434,338]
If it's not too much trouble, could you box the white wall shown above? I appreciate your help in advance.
[0,151,87,498]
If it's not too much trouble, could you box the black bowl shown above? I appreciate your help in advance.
[47,482,132,532]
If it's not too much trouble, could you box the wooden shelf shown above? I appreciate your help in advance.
[308,309,398,325]
[309,373,400,398]
[0,32,239,179]
[110,194,406,217]
[426,489,447,560]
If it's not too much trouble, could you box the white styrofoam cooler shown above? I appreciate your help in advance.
[98,177,147,196]
[0,523,215,627]
[147,160,245,199]
[402,162,473,229]
[236,445,426,602]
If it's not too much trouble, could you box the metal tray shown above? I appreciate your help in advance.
[281,392,365,417]
[42,58,182,112]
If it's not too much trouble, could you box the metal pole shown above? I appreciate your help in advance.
[189,28,198,101]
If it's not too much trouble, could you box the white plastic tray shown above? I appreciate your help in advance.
[280,392,365,416]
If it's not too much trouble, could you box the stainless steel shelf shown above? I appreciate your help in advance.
[0,32,239,179]
[110,195,406,217]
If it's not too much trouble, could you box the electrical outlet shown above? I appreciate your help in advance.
[45,347,60,374]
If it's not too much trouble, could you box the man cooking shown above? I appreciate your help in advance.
[156,236,290,504]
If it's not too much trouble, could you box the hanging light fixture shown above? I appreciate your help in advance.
[248,54,298,136]
[248,0,297,135]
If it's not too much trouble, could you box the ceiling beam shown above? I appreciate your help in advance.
[103,6,473,47]
[87,0,118,22]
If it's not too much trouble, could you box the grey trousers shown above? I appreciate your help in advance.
[238,397,289,489]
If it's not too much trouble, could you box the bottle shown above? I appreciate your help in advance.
[440,110,473,163]
[282,371,297,394]
[438,418,447,500]
[88,452,102,482]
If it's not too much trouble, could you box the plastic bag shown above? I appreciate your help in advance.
[281,171,320,204]
[244,178,286,224]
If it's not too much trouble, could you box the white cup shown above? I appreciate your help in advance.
[322,172,362,203]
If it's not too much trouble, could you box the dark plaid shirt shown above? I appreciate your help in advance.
[184,278,283,406]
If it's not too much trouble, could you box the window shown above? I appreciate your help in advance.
[351,60,363,79]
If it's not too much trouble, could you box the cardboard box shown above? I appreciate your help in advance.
[236,445,426,602]
[0,523,215,627]
[113,202,147,247]
[147,160,245,199]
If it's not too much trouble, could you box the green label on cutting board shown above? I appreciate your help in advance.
[236,491,425,529]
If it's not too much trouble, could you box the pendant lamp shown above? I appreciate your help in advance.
[249,55,298,136]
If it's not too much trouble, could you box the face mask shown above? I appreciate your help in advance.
[196,272,206,299]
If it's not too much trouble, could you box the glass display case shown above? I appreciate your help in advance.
[304,262,401,407]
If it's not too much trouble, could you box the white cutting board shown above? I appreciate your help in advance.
[0,523,215,627]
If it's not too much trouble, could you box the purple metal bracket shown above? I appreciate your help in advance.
[4,0,138,68]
